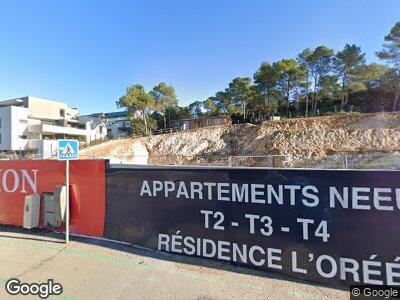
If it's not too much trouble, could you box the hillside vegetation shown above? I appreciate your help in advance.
[114,21,400,137]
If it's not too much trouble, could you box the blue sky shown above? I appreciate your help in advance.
[0,1,399,114]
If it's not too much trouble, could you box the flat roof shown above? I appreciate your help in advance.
[89,111,127,118]
[0,98,25,107]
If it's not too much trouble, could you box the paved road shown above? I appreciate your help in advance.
[0,226,348,300]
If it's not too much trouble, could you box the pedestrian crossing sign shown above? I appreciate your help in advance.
[57,139,79,160]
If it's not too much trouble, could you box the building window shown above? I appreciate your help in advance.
[0,118,2,128]
[60,109,65,118]
[20,119,28,124]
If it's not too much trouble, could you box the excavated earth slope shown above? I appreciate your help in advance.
[80,112,400,169]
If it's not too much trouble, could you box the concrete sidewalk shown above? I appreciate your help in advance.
[0,227,348,300]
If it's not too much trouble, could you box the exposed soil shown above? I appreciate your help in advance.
[80,112,400,169]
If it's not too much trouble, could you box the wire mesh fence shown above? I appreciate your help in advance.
[148,155,230,166]
[144,152,400,169]
[229,155,290,168]
[299,152,400,170]
[145,154,290,167]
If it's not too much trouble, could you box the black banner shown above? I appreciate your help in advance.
[105,166,400,287]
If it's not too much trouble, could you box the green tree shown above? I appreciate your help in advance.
[308,46,335,114]
[377,21,400,111]
[274,59,307,117]
[297,48,313,117]
[203,97,219,116]
[117,84,154,134]
[253,62,281,119]
[318,75,341,101]
[129,115,157,135]
[167,106,192,124]
[225,77,253,119]
[188,101,204,117]
[334,44,366,110]
[150,82,178,128]
[351,63,390,92]
[206,91,232,115]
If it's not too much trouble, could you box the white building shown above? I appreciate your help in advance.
[0,96,106,158]
[88,111,130,138]
[78,116,107,143]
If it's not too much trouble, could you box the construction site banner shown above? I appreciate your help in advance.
[0,159,106,237]
[105,166,400,287]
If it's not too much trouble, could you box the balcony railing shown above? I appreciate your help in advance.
[28,124,87,136]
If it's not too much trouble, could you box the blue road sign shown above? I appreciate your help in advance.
[57,139,79,160]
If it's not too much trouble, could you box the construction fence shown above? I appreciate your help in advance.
[146,152,400,170]
[3,159,400,287]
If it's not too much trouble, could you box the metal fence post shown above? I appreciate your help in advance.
[65,160,70,243]
[343,154,348,169]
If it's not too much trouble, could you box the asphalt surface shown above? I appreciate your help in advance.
[0,226,348,300]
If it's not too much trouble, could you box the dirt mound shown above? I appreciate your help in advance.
[80,112,400,168]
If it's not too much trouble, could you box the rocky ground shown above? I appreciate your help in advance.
[81,112,400,169]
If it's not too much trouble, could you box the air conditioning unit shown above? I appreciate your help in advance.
[43,193,57,227]
[53,185,67,223]
[23,194,40,229]
[42,185,67,228]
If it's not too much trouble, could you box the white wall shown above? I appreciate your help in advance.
[0,106,30,151]
[0,106,13,150]
[87,123,107,142]
[28,140,58,158]
[10,106,29,150]
[26,96,69,120]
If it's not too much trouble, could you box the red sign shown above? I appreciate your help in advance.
[0,160,106,237]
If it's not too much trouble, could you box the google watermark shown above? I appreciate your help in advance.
[351,285,400,299]
[5,278,63,299]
